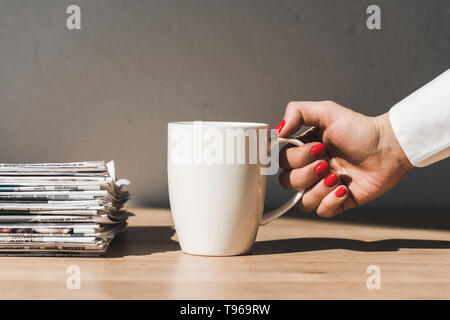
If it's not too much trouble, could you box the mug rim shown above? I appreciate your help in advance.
[168,121,268,128]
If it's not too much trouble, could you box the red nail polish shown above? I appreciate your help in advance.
[324,172,338,187]
[310,143,326,157]
[314,162,329,176]
[274,120,285,135]
[335,186,347,197]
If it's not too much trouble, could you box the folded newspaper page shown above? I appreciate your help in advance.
[0,161,131,256]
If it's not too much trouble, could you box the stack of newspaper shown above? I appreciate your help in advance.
[0,161,130,256]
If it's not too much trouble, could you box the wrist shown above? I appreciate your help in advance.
[374,112,414,173]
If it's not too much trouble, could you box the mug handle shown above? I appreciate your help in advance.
[259,137,305,226]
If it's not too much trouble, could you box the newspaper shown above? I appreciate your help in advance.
[0,161,130,256]
[0,211,131,224]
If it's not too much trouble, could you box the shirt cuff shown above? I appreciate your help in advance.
[389,69,450,167]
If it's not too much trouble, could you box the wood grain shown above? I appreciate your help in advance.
[0,207,448,299]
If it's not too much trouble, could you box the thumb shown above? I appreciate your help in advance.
[277,101,337,137]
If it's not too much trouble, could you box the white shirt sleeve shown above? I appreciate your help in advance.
[389,69,450,167]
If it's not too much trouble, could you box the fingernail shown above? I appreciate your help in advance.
[335,186,347,198]
[324,172,338,187]
[314,161,329,176]
[310,143,326,157]
[274,120,286,135]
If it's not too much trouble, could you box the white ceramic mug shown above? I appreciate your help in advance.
[167,121,304,256]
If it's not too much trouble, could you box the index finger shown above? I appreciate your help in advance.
[278,101,335,138]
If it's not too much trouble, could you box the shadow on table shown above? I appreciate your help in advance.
[251,238,450,255]
[104,226,180,258]
[283,207,450,231]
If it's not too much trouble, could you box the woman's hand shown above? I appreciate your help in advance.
[277,101,413,217]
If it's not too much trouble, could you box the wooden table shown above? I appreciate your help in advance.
[0,207,449,299]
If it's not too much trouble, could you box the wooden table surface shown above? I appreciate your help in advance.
[0,207,449,299]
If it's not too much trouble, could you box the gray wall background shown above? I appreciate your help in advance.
[0,0,449,208]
